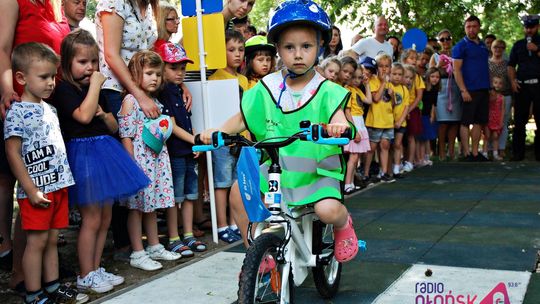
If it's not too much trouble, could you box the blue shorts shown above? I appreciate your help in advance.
[211,147,237,188]
[171,156,199,203]
[368,127,394,143]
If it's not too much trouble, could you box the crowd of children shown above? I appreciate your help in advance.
[2,0,515,302]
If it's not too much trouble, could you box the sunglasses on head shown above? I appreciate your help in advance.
[439,37,452,42]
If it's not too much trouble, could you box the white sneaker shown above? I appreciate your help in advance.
[77,270,114,293]
[130,250,163,271]
[403,161,414,172]
[146,244,181,261]
[97,267,125,286]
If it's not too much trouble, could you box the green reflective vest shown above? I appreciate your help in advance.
[240,78,351,206]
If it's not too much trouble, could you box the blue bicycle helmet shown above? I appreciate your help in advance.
[267,0,332,46]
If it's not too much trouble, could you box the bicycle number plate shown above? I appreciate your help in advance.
[265,193,282,204]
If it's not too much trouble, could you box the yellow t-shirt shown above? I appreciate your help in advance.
[408,74,425,107]
[209,68,249,92]
[365,77,394,129]
[346,86,365,117]
[247,78,259,90]
[389,83,410,127]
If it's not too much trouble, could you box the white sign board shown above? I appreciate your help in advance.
[186,79,241,132]
[373,264,530,304]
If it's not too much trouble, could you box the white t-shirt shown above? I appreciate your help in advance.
[4,101,75,198]
[262,71,326,112]
[351,37,394,61]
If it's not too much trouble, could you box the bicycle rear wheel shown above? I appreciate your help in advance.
[238,233,294,304]
[312,220,342,299]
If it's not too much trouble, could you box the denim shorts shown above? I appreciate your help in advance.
[368,127,394,143]
[394,126,407,134]
[211,147,237,188]
[170,156,199,203]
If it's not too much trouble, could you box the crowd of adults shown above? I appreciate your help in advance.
[343,14,539,163]
[0,0,538,301]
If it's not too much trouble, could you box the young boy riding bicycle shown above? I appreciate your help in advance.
[199,0,359,263]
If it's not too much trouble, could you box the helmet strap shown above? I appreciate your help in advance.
[275,31,323,109]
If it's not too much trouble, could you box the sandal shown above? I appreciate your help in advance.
[218,228,241,243]
[168,240,194,258]
[184,236,207,252]
[334,215,359,263]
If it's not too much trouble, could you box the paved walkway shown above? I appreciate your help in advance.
[99,161,540,304]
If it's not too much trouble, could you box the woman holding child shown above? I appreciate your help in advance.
[429,29,462,161]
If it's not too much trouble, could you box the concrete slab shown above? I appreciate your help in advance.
[373,264,531,304]
[102,252,244,304]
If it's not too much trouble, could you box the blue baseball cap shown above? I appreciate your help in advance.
[361,56,377,71]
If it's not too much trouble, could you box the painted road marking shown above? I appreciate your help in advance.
[373,264,531,304]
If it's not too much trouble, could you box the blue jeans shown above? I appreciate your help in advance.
[170,156,199,203]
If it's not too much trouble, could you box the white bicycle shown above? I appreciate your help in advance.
[194,121,366,304]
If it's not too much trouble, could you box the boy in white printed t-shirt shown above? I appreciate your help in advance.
[4,42,85,304]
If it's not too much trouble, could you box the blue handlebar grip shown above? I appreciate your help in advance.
[358,240,367,251]
[192,145,215,152]
[316,137,350,145]
[192,132,225,152]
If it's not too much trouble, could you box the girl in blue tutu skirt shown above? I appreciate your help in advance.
[51,30,150,293]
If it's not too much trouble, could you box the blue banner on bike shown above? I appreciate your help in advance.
[237,147,271,222]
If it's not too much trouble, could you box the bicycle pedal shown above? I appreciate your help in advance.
[358,240,367,251]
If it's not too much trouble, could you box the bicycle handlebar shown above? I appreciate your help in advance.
[192,121,352,152]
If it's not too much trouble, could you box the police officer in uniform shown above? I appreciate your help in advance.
[508,14,540,161]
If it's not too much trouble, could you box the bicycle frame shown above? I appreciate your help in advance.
[193,122,353,304]
[246,151,335,294]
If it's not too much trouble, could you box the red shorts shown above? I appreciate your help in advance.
[18,188,69,231]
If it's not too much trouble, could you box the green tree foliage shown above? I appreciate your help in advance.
[318,0,539,46]
[86,0,97,21]
[247,0,279,33]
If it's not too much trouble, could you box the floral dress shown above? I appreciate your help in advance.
[118,95,174,212]
[95,0,157,92]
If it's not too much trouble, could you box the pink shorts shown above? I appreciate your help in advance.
[18,188,69,231]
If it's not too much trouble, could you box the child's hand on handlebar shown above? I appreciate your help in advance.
[198,129,219,144]
[325,123,349,138]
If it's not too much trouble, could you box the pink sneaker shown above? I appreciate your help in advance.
[334,215,359,263]
[259,255,276,274]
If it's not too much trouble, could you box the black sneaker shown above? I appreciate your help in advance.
[48,284,89,304]
[370,175,381,184]
[380,174,395,183]
[393,173,404,179]
[474,153,490,162]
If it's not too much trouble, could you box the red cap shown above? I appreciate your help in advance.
[156,42,194,64]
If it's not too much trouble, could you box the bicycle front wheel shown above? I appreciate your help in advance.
[238,233,294,304]
[312,220,342,299]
